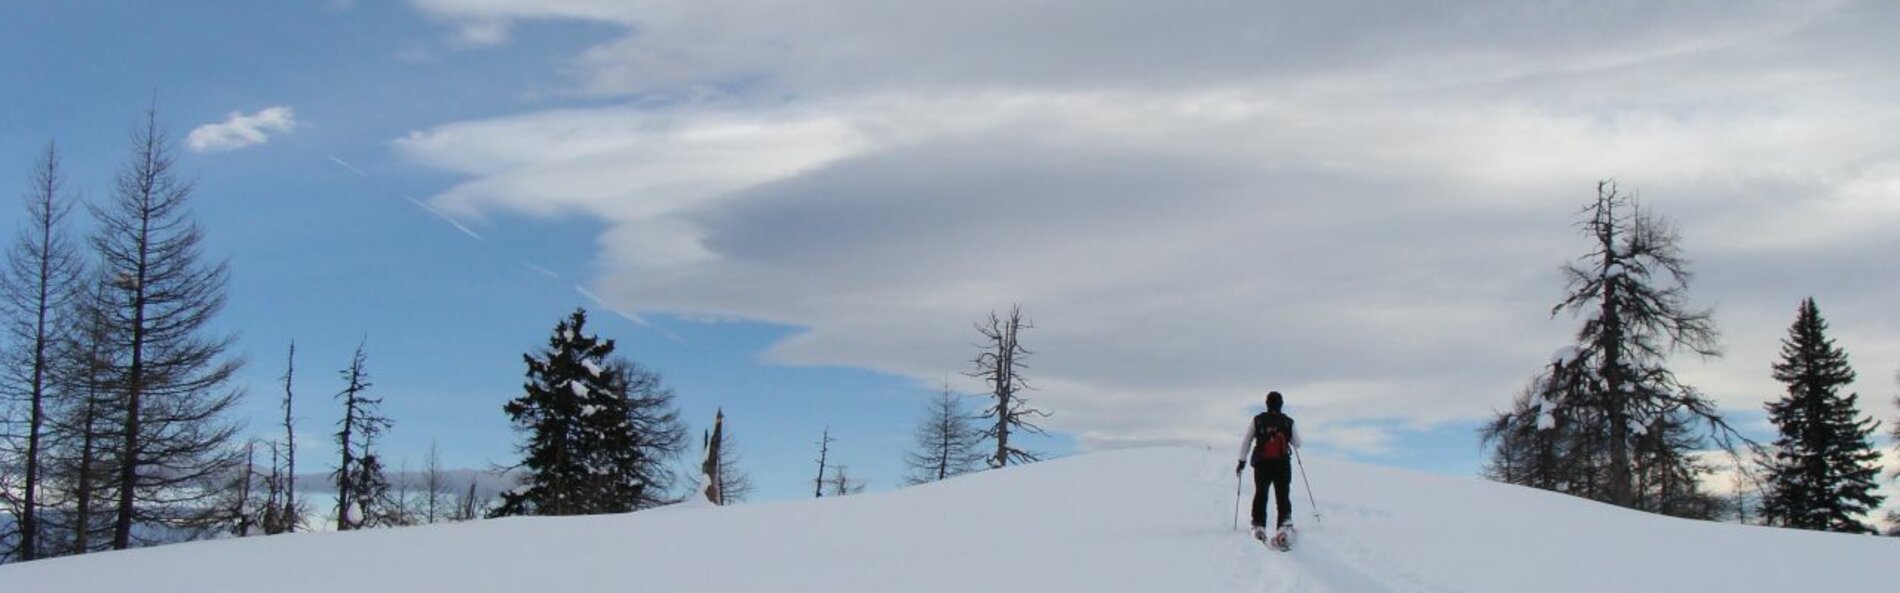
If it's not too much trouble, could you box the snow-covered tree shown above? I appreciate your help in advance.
[902,384,984,485]
[1484,182,1742,514]
[696,409,750,505]
[494,308,686,516]
[1760,299,1884,533]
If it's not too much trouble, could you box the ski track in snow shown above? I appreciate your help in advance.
[1203,452,1443,593]
[1,447,1890,593]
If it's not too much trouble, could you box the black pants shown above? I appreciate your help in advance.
[1250,459,1292,529]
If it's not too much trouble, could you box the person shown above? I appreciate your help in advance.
[1236,390,1300,541]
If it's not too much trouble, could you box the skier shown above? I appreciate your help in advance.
[1236,390,1300,549]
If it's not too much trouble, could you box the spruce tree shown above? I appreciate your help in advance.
[494,308,685,516]
[1759,298,1884,533]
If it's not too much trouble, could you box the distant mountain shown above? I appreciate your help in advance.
[289,468,518,500]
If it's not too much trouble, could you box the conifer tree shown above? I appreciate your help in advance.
[332,341,389,530]
[41,288,123,554]
[902,384,984,485]
[422,440,448,523]
[1483,182,1743,514]
[90,108,244,549]
[494,308,685,516]
[1891,369,1899,535]
[1,143,84,561]
[696,409,750,505]
[1759,298,1884,533]
[826,465,866,496]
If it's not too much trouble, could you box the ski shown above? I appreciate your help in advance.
[1268,525,1294,551]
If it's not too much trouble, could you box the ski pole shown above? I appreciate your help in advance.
[1293,446,1319,524]
[1233,470,1242,531]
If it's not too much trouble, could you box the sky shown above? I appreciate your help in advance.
[1,1,1897,507]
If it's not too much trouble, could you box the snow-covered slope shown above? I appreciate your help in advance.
[1,448,1888,592]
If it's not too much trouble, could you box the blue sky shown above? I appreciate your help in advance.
[4,1,1898,506]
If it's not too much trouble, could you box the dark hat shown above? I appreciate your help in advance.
[1266,391,1284,412]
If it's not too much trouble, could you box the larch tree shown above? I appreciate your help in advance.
[422,440,447,523]
[826,465,866,496]
[1483,181,1743,514]
[42,284,123,555]
[697,408,750,505]
[0,143,84,561]
[902,383,984,485]
[90,108,244,549]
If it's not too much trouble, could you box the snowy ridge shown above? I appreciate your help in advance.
[0,448,1888,592]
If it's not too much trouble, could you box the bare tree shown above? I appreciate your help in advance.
[332,340,389,530]
[902,383,984,485]
[227,442,257,537]
[453,475,493,522]
[41,290,122,554]
[91,107,245,549]
[1,143,84,561]
[826,465,866,496]
[969,305,1049,468]
[279,341,298,532]
[423,440,447,523]
[812,426,835,498]
[697,408,751,505]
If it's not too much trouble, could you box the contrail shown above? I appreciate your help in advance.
[401,194,485,241]
[327,155,368,177]
[322,153,676,341]
[522,261,561,279]
[574,284,683,343]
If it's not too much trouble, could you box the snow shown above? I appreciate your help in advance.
[581,359,604,377]
[1529,392,1558,430]
[0,448,1888,592]
[579,404,600,417]
[570,381,591,398]
[1550,345,1581,366]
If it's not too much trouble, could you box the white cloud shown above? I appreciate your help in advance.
[398,1,1900,457]
[187,106,298,152]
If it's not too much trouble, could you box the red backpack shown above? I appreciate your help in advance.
[1254,413,1291,461]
